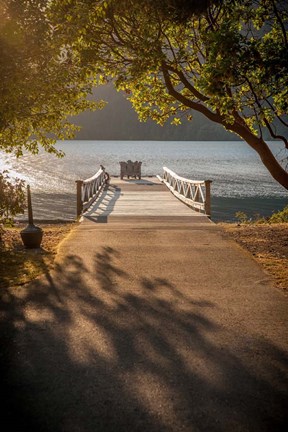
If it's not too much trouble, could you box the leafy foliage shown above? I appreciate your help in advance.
[1,0,287,188]
[235,211,249,224]
[235,205,288,224]
[0,171,26,223]
[0,0,105,157]
[49,0,288,188]
[112,0,217,22]
[269,205,288,223]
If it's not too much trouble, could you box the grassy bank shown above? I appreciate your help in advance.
[0,223,75,289]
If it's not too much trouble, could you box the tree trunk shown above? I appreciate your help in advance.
[161,64,288,189]
[227,122,288,190]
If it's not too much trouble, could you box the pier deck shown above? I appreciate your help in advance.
[83,177,211,222]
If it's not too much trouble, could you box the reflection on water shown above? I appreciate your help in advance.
[1,140,287,221]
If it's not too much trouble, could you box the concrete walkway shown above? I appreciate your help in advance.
[1,183,288,432]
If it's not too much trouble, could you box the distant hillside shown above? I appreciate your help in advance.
[73,85,238,141]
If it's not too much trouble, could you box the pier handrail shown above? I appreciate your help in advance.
[76,166,108,218]
[159,167,212,217]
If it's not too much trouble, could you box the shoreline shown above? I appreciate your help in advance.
[15,193,287,223]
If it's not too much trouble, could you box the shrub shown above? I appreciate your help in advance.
[269,206,288,223]
[0,170,26,225]
[235,211,249,224]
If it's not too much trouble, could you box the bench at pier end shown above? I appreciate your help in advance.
[120,160,142,179]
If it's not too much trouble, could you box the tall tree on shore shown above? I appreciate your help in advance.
[50,0,288,189]
[0,0,104,156]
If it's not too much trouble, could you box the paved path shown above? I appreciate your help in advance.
[1,181,288,432]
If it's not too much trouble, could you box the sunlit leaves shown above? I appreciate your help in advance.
[51,0,287,139]
[0,0,105,156]
[0,170,26,221]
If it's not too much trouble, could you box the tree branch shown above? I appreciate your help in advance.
[161,62,222,124]
[271,0,288,47]
[166,65,209,102]
[245,76,288,148]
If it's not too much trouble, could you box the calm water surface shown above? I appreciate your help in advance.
[1,140,287,221]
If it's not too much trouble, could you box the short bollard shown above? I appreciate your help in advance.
[20,185,43,249]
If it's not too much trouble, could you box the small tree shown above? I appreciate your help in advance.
[0,171,26,224]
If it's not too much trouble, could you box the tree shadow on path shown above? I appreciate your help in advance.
[0,246,287,432]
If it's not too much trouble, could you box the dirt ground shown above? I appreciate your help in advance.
[1,222,287,293]
[220,222,288,292]
[0,223,75,288]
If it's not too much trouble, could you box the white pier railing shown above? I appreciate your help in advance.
[158,167,212,217]
[76,166,108,217]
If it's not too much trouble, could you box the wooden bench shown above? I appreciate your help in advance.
[120,160,142,179]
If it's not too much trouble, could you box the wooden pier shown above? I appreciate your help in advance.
[76,167,212,223]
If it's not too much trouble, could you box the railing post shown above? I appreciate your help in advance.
[76,180,83,218]
[195,186,200,212]
[204,180,212,218]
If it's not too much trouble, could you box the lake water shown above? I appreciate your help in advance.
[1,140,287,221]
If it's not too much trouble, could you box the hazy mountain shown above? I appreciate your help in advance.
[73,85,238,141]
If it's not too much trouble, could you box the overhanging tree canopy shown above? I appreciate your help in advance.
[1,0,287,190]
[50,0,288,189]
[0,0,104,156]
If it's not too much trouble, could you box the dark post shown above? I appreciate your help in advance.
[20,185,43,248]
[204,180,212,218]
[27,184,34,224]
[76,180,83,218]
